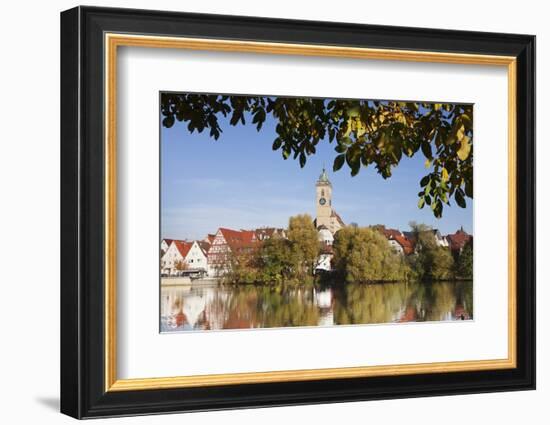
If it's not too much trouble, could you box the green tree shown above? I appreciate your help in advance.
[407,222,454,281]
[287,214,320,277]
[332,226,409,283]
[161,94,473,218]
[256,236,295,283]
[221,247,261,284]
[456,241,473,279]
[221,216,319,284]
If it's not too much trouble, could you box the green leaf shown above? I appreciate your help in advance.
[346,145,361,169]
[299,152,306,168]
[333,154,346,171]
[282,147,291,160]
[361,150,371,167]
[252,108,266,128]
[418,197,425,209]
[460,113,473,130]
[434,201,443,218]
[162,115,175,128]
[272,138,282,150]
[335,144,347,154]
[346,105,360,118]
[421,142,432,160]
[420,175,430,187]
[229,110,242,126]
[465,180,473,198]
[455,190,466,208]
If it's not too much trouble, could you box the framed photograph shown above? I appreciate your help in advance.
[60,6,535,419]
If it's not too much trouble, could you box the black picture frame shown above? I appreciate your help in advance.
[61,5,535,419]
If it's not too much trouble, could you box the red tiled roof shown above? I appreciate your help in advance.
[173,240,192,258]
[381,228,401,239]
[379,228,414,255]
[446,229,472,251]
[162,238,174,246]
[393,234,414,255]
[206,234,215,244]
[219,228,257,252]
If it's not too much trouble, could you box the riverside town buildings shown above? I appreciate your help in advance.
[161,168,472,277]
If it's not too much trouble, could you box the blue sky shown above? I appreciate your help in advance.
[161,103,473,240]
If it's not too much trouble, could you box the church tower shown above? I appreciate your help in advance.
[315,167,344,234]
[314,167,333,229]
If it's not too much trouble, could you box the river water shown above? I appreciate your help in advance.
[160,280,473,332]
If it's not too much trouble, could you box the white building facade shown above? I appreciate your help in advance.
[161,240,209,276]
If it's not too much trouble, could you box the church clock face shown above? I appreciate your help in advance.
[319,197,326,206]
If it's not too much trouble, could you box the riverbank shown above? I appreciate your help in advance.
[161,277,219,286]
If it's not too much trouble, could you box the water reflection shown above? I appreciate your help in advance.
[160,281,473,332]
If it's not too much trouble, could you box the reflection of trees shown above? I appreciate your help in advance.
[333,282,409,324]
[420,283,456,321]
[259,287,320,327]
[161,280,474,331]
[191,285,320,329]
[332,281,473,325]
[406,281,473,322]
[219,286,320,329]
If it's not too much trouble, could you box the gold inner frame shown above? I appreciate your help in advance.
[104,33,517,392]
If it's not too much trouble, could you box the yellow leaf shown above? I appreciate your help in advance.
[442,168,449,182]
[457,136,471,161]
[356,120,366,137]
[456,124,465,142]
[434,103,442,111]
[346,106,360,118]
[424,158,432,169]
[343,118,352,137]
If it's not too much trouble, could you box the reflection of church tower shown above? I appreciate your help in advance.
[314,167,344,234]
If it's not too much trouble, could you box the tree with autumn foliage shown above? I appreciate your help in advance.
[287,214,320,277]
[332,226,409,283]
[174,260,188,273]
[161,94,473,218]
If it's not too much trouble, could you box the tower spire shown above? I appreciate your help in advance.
[318,166,330,184]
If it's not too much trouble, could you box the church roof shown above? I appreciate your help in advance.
[331,209,345,227]
[317,167,331,184]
